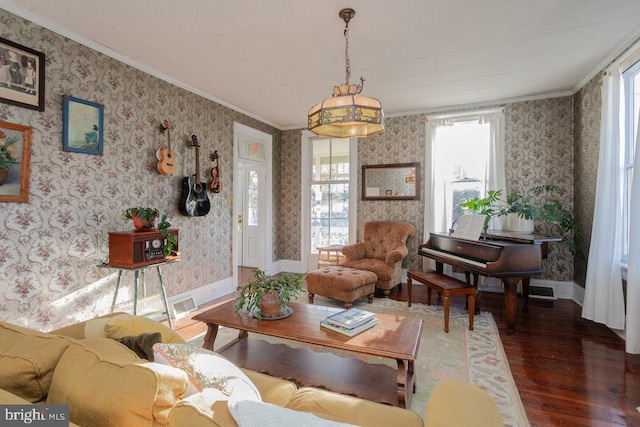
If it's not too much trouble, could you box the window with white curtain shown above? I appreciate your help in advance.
[622,60,639,264]
[434,119,491,229]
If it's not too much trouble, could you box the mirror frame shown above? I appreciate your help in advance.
[361,162,420,201]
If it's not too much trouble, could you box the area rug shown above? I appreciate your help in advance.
[190,296,529,427]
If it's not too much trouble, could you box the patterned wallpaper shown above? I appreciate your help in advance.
[573,73,603,287]
[0,10,281,330]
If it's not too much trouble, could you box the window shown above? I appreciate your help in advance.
[622,60,639,263]
[310,138,351,251]
[432,118,492,231]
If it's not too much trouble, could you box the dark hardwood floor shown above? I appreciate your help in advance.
[168,275,640,426]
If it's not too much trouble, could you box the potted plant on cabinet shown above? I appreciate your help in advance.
[234,269,304,320]
[459,185,583,257]
[123,207,178,257]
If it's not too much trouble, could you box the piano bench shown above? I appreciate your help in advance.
[407,269,475,333]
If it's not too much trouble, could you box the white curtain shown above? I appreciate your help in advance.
[626,92,640,353]
[482,112,507,231]
[581,68,626,331]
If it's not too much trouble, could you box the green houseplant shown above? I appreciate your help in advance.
[235,269,304,320]
[459,185,583,257]
[123,207,177,257]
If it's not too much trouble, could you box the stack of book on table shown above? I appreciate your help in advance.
[320,308,379,337]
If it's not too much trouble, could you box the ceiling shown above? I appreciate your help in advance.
[3,0,640,130]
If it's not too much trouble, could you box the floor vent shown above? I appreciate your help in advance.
[529,285,556,300]
[172,297,197,318]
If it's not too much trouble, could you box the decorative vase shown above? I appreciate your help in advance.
[0,169,8,186]
[259,291,281,316]
[507,213,534,234]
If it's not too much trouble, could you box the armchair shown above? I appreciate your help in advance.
[340,221,416,296]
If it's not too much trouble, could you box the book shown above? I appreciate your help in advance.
[325,308,376,329]
[320,317,380,337]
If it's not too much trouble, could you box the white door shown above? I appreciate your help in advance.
[233,123,272,285]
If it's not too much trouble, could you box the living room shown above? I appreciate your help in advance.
[1,1,640,425]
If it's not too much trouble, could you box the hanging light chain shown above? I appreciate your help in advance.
[344,22,351,85]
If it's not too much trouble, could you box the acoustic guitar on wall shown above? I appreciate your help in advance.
[179,135,211,217]
[156,119,177,175]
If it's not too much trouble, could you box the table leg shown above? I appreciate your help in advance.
[203,324,249,352]
[202,324,219,351]
[133,271,140,315]
[111,270,123,312]
[396,359,415,409]
[156,266,173,330]
[407,276,413,307]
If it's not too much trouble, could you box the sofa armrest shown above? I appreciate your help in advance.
[385,246,408,266]
[48,312,127,339]
[341,242,366,261]
[287,387,424,427]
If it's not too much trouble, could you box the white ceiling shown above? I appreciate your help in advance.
[3,0,640,130]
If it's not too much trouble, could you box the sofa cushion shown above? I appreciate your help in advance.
[84,313,185,343]
[0,321,74,403]
[47,338,188,427]
[153,343,261,402]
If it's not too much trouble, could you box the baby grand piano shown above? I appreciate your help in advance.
[418,231,561,335]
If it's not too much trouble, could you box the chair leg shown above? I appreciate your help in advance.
[344,302,353,309]
[308,293,315,304]
[367,294,374,303]
[443,294,450,333]
[468,294,475,331]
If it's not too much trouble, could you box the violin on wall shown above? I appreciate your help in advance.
[210,150,222,193]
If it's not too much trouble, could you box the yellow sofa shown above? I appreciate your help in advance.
[0,313,424,427]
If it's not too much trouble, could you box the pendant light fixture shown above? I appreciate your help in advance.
[307,8,385,138]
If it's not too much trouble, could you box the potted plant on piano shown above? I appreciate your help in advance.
[234,269,304,320]
[459,184,582,257]
[123,207,178,257]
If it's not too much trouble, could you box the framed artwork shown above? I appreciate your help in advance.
[62,96,104,155]
[0,37,45,111]
[0,120,32,203]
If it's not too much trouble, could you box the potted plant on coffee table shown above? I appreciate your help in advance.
[234,269,304,320]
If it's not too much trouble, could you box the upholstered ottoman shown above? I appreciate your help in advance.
[305,267,377,308]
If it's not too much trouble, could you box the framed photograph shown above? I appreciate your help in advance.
[0,37,45,111]
[0,121,32,203]
[62,96,104,155]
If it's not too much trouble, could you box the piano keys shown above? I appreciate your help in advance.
[418,231,561,335]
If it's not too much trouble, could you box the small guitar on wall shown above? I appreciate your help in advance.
[179,135,211,217]
[156,120,177,175]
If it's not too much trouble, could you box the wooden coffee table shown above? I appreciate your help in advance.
[192,300,424,408]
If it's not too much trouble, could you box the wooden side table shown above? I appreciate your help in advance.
[316,245,345,268]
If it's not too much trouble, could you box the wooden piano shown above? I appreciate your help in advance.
[418,231,561,335]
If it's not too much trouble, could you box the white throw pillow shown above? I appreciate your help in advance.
[153,343,261,402]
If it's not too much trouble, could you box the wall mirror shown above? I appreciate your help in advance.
[362,162,420,200]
